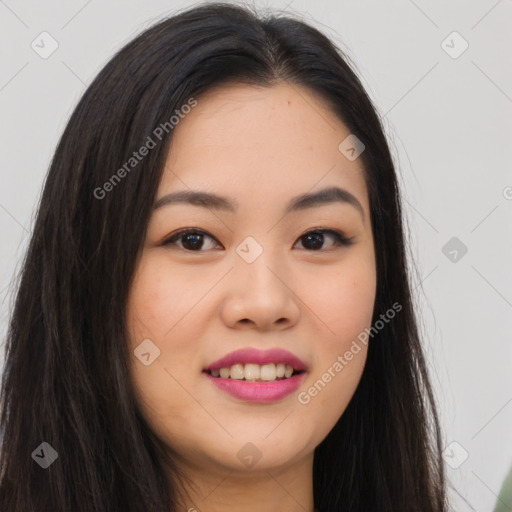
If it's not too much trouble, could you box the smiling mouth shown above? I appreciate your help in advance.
[203,362,305,382]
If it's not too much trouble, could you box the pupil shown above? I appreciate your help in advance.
[183,233,203,250]
[303,232,323,250]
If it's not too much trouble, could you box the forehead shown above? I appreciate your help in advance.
[160,82,369,216]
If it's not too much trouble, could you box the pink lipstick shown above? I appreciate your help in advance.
[203,348,307,403]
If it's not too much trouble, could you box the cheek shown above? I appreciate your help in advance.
[301,254,376,349]
[297,251,375,418]
[126,255,207,341]
[298,272,373,430]
[126,261,200,442]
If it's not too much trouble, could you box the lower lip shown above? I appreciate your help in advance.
[204,372,306,403]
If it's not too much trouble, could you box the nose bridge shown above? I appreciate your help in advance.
[234,234,286,296]
[220,234,299,329]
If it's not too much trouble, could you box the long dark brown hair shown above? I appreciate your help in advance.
[0,2,448,510]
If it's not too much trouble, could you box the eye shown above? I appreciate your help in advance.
[294,229,355,251]
[161,229,221,251]
[161,227,354,252]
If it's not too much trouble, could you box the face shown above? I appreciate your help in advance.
[126,82,376,484]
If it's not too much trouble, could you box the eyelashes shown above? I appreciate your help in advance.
[161,227,355,253]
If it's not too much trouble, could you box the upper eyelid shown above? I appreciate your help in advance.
[164,227,342,239]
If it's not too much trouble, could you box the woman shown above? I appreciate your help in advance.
[0,2,448,511]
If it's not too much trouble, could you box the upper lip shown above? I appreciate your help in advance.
[204,348,307,372]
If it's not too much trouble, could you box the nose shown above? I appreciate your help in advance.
[219,247,301,331]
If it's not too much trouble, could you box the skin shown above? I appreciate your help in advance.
[126,81,377,512]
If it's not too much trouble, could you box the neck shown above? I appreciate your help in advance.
[169,452,315,512]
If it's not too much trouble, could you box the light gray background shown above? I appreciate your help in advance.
[1,1,511,510]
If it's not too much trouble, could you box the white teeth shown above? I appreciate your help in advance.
[208,362,299,381]
[244,363,260,381]
[260,363,276,381]
[230,363,244,380]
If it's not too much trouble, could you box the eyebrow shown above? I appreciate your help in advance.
[154,186,365,220]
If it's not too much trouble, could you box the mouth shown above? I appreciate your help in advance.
[203,348,308,403]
